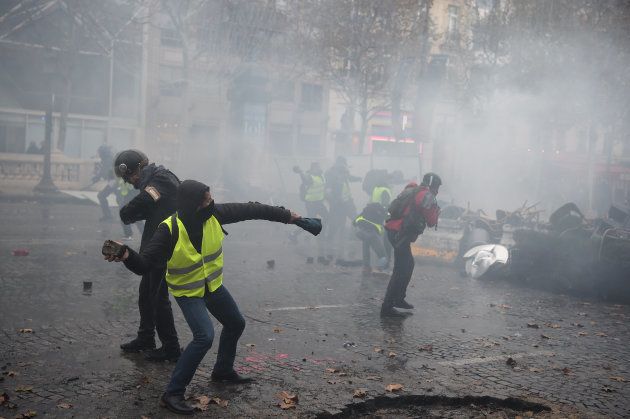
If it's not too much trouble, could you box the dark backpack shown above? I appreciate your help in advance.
[388,186,419,219]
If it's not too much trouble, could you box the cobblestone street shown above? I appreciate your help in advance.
[1,200,629,418]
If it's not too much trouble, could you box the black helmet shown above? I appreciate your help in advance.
[421,172,442,189]
[114,149,148,178]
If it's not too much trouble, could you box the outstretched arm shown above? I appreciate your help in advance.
[214,202,296,225]
[103,224,174,274]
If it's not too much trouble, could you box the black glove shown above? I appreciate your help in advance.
[294,217,322,236]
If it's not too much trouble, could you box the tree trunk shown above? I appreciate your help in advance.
[359,97,368,154]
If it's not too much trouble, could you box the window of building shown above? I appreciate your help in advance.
[273,80,294,102]
[160,27,182,48]
[297,133,321,156]
[447,5,460,37]
[300,83,323,111]
[269,124,292,156]
[159,65,184,97]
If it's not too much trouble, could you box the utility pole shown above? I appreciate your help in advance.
[34,93,58,194]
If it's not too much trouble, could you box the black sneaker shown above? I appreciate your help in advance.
[120,337,155,353]
[380,306,410,318]
[393,299,414,309]
[159,393,194,415]
[211,370,254,384]
[144,346,181,362]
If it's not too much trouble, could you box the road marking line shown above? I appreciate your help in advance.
[438,350,555,367]
[265,304,356,312]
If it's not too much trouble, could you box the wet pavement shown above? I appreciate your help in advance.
[0,200,629,418]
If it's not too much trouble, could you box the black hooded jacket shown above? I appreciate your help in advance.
[119,163,180,248]
[123,180,292,275]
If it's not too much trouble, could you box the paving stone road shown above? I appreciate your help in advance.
[0,200,628,418]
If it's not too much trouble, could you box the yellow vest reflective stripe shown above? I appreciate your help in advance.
[355,215,384,235]
[162,214,224,297]
[117,178,132,197]
[342,181,352,201]
[305,175,325,202]
[371,186,391,205]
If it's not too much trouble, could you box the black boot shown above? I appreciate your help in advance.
[120,337,155,353]
[144,346,181,362]
[380,305,409,318]
[211,370,254,384]
[393,299,414,309]
[159,393,194,415]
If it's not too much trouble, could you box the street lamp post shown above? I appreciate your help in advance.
[34,53,59,194]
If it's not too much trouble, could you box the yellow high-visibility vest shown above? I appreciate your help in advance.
[371,186,392,206]
[354,215,384,235]
[117,178,132,197]
[162,214,224,298]
[305,175,325,202]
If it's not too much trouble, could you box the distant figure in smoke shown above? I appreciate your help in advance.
[353,202,388,274]
[104,179,305,415]
[290,162,328,251]
[325,156,361,257]
[381,173,441,317]
[94,145,116,222]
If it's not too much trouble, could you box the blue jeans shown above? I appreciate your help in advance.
[165,285,245,396]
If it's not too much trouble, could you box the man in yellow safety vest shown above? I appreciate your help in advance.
[104,180,303,415]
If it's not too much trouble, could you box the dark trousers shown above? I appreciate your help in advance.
[137,267,179,350]
[97,182,117,219]
[356,229,386,268]
[383,230,415,307]
[166,285,245,395]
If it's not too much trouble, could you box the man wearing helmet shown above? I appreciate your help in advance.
[381,173,441,317]
[113,149,182,361]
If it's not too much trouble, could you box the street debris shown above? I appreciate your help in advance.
[387,351,396,358]
[13,410,37,418]
[343,341,356,348]
[56,402,72,409]
[353,388,367,398]
[15,385,33,393]
[385,383,403,392]
[609,376,627,382]
[276,391,298,409]
[273,327,282,333]
[373,347,383,353]
[506,357,517,367]
[540,334,551,339]
[418,344,433,352]
[562,367,573,375]
[526,323,539,329]
[18,329,33,334]
[1,392,17,409]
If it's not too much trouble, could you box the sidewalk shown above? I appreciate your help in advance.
[0,201,628,418]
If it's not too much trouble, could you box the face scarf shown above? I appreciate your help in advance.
[176,180,211,249]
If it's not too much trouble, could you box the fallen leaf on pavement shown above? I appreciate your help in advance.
[245,343,255,348]
[385,383,403,392]
[325,368,339,374]
[18,329,33,334]
[192,395,211,411]
[6,371,18,377]
[572,323,584,327]
[279,401,296,410]
[14,411,37,418]
[15,385,33,393]
[562,367,572,375]
[373,347,383,353]
[506,357,517,367]
[418,344,433,352]
[366,375,381,381]
[388,351,397,358]
[609,376,627,382]
[578,332,588,337]
[353,389,367,398]
[498,304,511,309]
[273,327,282,333]
[277,391,298,403]
[595,332,607,337]
[327,380,337,385]
[0,392,8,404]
[602,387,615,393]
[526,323,539,329]
[540,334,550,339]
[209,397,229,408]
[545,323,561,329]
[56,403,72,409]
